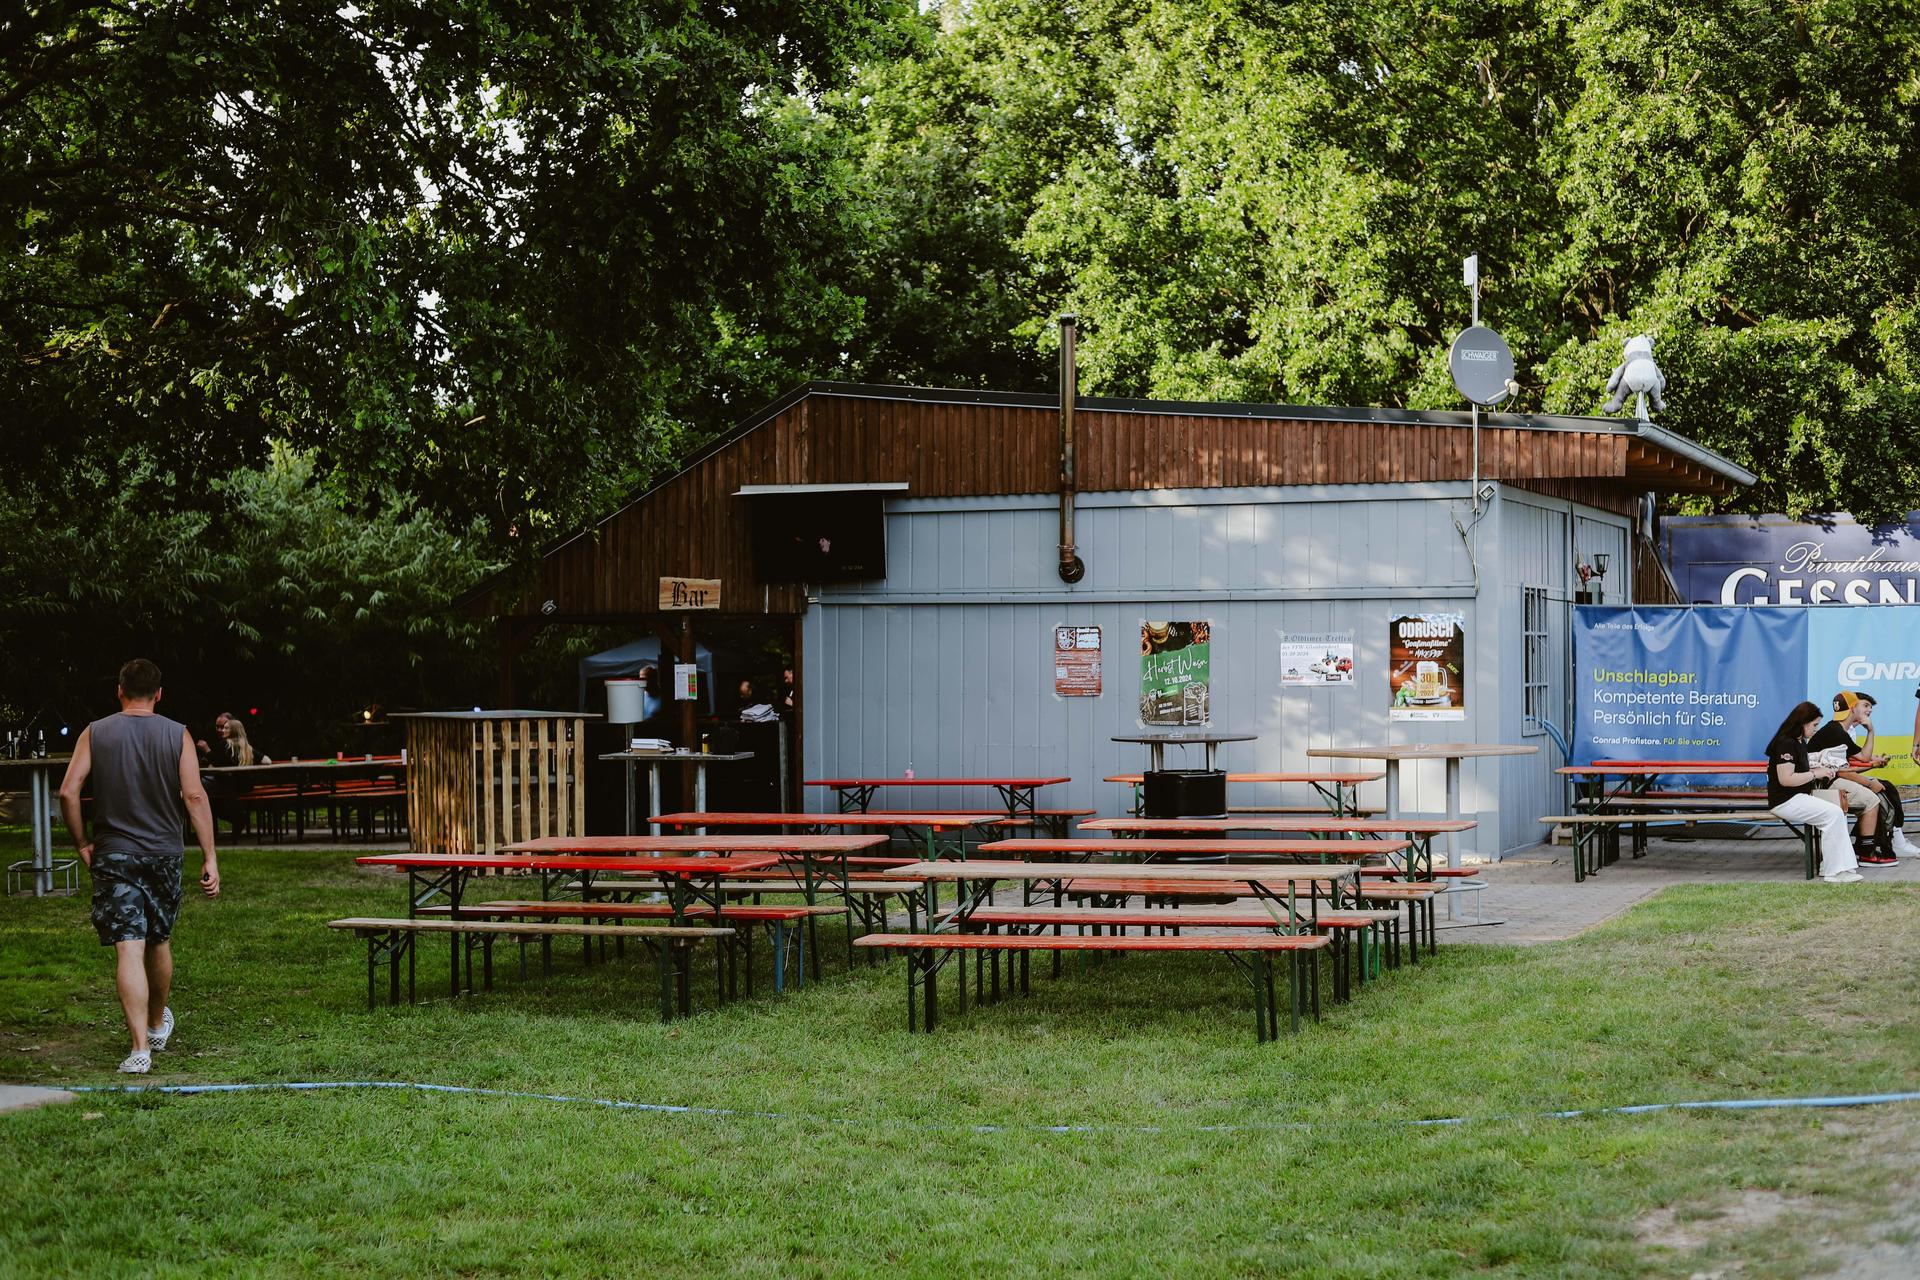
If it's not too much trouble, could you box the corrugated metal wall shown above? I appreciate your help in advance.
[1492,492,1632,851]
[807,484,1498,847]
[803,481,1634,857]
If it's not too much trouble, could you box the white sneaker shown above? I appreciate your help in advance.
[1822,870,1864,884]
[148,1008,174,1052]
[1891,831,1918,859]
[117,1050,151,1074]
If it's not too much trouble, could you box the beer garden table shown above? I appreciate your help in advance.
[1,756,76,897]
[600,750,755,835]
[1109,731,1256,773]
[1557,761,1769,857]
[1101,770,1385,816]
[651,811,1003,862]
[1077,816,1469,879]
[356,847,788,998]
[806,776,1070,817]
[204,756,405,842]
[890,859,1360,935]
[1304,743,1537,870]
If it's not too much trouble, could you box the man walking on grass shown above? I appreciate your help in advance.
[57,659,220,1074]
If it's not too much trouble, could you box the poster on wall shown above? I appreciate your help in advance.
[1281,631,1354,686]
[1054,625,1103,697]
[1574,605,1920,784]
[1388,613,1466,720]
[1140,620,1211,725]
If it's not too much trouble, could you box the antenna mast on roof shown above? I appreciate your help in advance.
[1449,255,1517,514]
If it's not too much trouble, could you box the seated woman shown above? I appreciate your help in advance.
[1766,701,1860,884]
[222,718,271,767]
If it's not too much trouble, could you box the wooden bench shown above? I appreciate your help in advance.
[1541,812,1817,881]
[1229,805,1382,818]
[865,808,1098,838]
[326,917,733,1018]
[418,899,844,994]
[958,904,1405,1000]
[1059,876,1441,958]
[854,931,1330,1041]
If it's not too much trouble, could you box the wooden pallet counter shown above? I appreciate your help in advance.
[393,711,597,856]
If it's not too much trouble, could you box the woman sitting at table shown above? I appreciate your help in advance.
[222,718,267,767]
[1766,701,1859,884]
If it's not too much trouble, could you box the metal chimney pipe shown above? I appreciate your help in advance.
[1057,314,1085,583]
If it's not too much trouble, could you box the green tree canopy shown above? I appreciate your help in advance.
[847,0,1920,517]
[4,1,906,539]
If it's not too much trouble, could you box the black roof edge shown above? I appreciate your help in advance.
[456,379,1751,610]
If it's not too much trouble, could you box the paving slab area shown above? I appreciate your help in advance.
[0,1085,77,1116]
[1448,833,1920,945]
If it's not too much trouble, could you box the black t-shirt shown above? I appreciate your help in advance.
[1765,731,1814,808]
[1804,719,1859,762]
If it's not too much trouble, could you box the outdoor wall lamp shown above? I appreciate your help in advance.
[1592,552,1610,579]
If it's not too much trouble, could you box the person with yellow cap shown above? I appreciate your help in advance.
[1805,692,1906,863]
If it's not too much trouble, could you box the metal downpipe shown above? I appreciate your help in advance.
[1057,314,1085,583]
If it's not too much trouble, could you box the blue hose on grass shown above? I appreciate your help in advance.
[55,1081,1920,1133]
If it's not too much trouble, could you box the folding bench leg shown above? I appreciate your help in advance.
[366,933,380,1010]
[1308,946,1321,1021]
[1264,953,1279,1041]
[922,948,940,1033]
[1251,955,1270,1045]
[656,942,676,1022]
[906,948,920,1031]
[1290,950,1302,1035]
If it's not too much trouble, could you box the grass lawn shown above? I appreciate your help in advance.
[2,835,1918,1277]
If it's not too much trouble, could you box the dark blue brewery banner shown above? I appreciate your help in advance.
[1573,607,1806,766]
[1661,512,1920,605]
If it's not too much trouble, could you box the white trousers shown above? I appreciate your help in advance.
[1773,792,1858,877]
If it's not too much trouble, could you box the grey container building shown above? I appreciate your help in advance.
[471,380,1754,858]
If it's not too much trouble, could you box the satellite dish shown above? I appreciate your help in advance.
[1449,325,1516,406]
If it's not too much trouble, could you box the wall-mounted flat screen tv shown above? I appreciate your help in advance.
[738,484,904,583]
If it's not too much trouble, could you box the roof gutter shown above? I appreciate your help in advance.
[1632,422,1757,488]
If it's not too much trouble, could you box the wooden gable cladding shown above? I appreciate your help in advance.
[514,395,1058,618]
[1074,412,1632,490]
[801,393,1056,493]
[523,404,810,619]
[485,385,1741,620]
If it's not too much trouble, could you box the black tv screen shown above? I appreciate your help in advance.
[748,492,888,583]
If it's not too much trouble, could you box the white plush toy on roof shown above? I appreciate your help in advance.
[1602,334,1666,421]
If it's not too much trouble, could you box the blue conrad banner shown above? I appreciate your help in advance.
[1804,608,1920,785]
[1574,607,1801,764]
[1575,606,1920,783]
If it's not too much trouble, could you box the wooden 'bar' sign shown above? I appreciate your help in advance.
[659,577,721,610]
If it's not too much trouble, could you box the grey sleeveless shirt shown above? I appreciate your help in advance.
[88,712,188,855]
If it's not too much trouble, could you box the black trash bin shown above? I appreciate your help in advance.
[1141,768,1227,819]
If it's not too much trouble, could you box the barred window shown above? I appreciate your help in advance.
[1522,586,1551,734]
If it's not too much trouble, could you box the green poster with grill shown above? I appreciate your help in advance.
[1139,620,1211,725]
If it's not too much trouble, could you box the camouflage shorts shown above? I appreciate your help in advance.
[89,851,184,946]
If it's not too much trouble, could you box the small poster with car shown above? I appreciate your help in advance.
[1281,631,1354,686]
